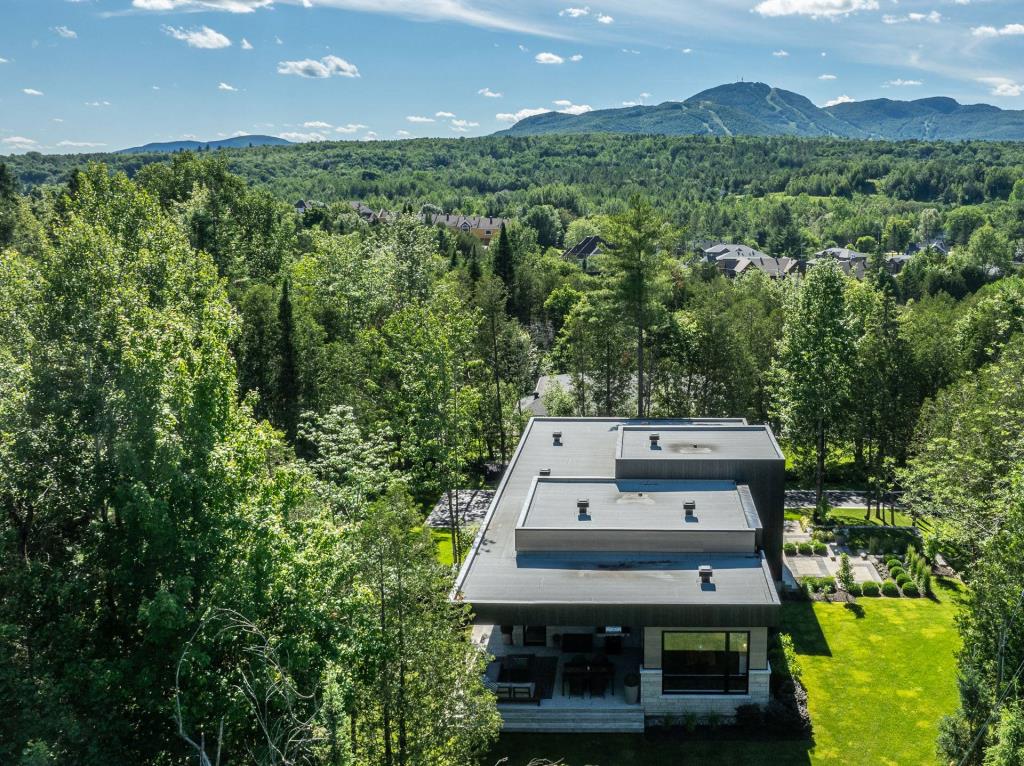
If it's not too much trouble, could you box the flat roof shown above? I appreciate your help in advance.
[454,418,782,616]
[618,425,785,462]
[519,478,752,531]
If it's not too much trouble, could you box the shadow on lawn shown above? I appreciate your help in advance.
[781,600,831,657]
[486,732,814,766]
[843,602,865,619]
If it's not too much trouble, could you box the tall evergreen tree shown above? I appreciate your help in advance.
[605,195,669,418]
[492,222,515,291]
[276,277,300,440]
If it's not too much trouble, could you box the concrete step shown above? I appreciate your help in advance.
[499,705,645,733]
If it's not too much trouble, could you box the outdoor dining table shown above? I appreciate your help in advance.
[561,655,615,696]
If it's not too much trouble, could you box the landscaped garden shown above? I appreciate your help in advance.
[484,579,963,766]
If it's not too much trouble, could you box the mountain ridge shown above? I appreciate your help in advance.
[495,82,1024,141]
[117,134,293,154]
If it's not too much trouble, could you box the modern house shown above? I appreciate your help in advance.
[562,235,608,274]
[453,417,785,732]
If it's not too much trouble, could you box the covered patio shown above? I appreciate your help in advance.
[474,625,642,709]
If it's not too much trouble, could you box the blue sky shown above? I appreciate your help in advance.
[1,0,1023,153]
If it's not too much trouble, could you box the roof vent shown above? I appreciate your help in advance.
[539,468,551,476]
[577,498,591,521]
[649,432,661,448]
[552,431,562,446]
[684,499,696,518]
[698,564,713,585]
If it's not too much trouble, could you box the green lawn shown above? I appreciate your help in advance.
[790,506,919,529]
[483,580,963,766]
[432,529,456,566]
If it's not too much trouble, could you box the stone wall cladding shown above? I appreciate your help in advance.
[639,666,770,719]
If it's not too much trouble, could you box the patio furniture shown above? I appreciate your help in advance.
[589,672,609,698]
[494,682,539,705]
[500,654,534,684]
[560,633,594,653]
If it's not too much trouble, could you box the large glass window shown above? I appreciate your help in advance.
[662,631,749,694]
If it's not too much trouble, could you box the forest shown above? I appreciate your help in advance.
[1,134,1024,765]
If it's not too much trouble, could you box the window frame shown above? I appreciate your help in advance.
[660,630,750,695]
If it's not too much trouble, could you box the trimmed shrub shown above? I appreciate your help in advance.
[888,566,905,579]
[783,542,797,555]
[845,581,862,597]
[861,581,880,596]
[896,573,913,588]
[920,572,933,596]
[901,582,920,597]
[886,558,902,570]
[812,541,828,556]
[881,579,900,597]
[798,542,813,555]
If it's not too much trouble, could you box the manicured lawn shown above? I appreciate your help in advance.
[483,580,963,766]
[791,506,919,528]
[432,529,456,566]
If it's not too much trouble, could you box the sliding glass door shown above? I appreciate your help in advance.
[661,631,749,694]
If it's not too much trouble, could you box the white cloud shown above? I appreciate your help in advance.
[884,10,941,24]
[218,81,237,91]
[597,14,613,23]
[450,118,480,132]
[0,57,7,64]
[303,120,332,128]
[478,87,502,98]
[335,123,367,133]
[518,44,529,52]
[772,49,789,57]
[819,74,837,80]
[754,0,878,18]
[163,25,232,49]
[57,140,107,148]
[133,0,270,11]
[823,94,855,106]
[361,131,379,141]
[554,99,592,115]
[436,110,456,117]
[681,48,692,54]
[885,78,923,86]
[22,88,44,96]
[277,55,359,78]
[496,107,551,123]
[978,76,1023,97]
[559,6,589,17]
[622,92,652,106]
[85,100,111,106]
[570,53,583,61]
[406,115,434,123]
[278,131,328,142]
[1,136,39,151]
[536,52,564,64]
[396,129,411,136]
[621,48,639,54]
[53,25,77,39]
[972,24,1024,38]
[241,38,253,49]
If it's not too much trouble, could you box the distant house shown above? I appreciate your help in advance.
[701,243,797,279]
[518,374,575,418]
[811,247,869,280]
[885,254,913,275]
[561,235,608,274]
[294,199,313,215]
[426,213,506,246]
[905,238,948,257]
[348,201,392,224]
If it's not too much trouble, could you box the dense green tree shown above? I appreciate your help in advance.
[343,486,500,766]
[525,204,564,249]
[772,262,853,508]
[0,166,346,764]
[275,278,301,440]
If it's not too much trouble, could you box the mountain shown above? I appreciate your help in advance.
[496,82,1024,141]
[117,134,293,154]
